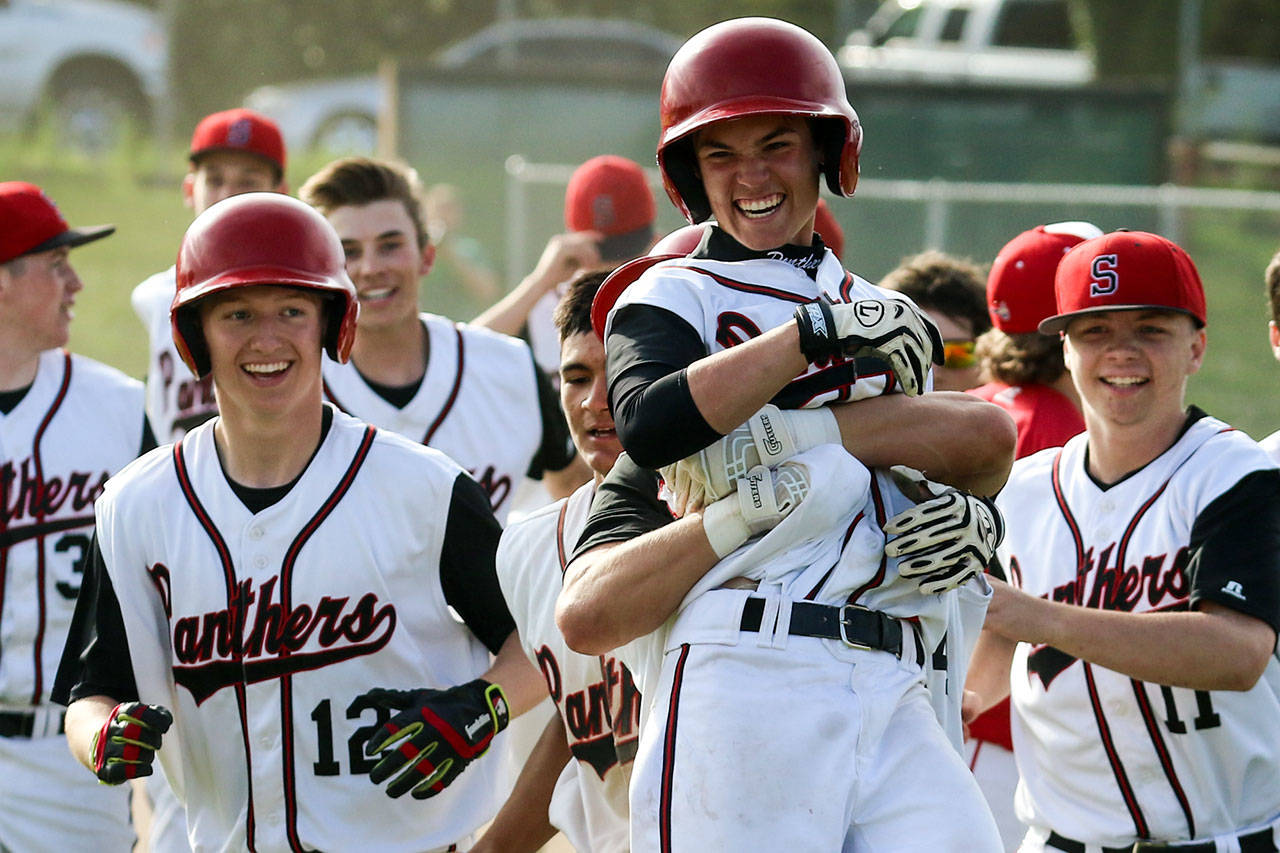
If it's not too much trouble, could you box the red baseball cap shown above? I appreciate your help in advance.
[0,182,114,265]
[189,108,286,175]
[565,155,656,262]
[987,221,1102,334]
[1039,230,1207,335]
[813,197,845,261]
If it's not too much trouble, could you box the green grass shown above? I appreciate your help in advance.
[4,134,1279,440]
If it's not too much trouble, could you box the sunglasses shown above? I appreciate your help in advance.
[942,339,977,370]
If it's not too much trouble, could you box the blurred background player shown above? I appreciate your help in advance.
[1260,247,1280,462]
[963,221,1098,851]
[475,154,658,375]
[476,271,636,853]
[55,193,544,852]
[423,182,501,315]
[0,182,151,851]
[132,108,288,444]
[966,230,1280,852]
[299,156,587,524]
[880,249,991,391]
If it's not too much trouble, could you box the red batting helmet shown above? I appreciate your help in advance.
[658,17,862,224]
[172,192,358,377]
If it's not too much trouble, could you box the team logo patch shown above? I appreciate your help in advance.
[1089,253,1119,297]
[227,117,254,147]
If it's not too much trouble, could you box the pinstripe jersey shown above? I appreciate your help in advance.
[997,412,1280,845]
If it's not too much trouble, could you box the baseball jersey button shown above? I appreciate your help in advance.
[253,555,268,569]
[249,526,264,540]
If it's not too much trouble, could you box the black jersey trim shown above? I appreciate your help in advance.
[26,351,72,704]
[423,323,466,446]
[1084,661,1149,837]
[668,263,814,304]
[1131,679,1196,838]
[281,423,377,852]
[659,643,691,853]
[556,499,572,574]
[805,510,865,601]
[849,477,890,604]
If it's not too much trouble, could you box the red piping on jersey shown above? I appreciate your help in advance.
[849,477,889,604]
[555,499,571,574]
[281,424,376,853]
[422,324,466,446]
[672,264,814,304]
[174,439,259,851]
[27,352,72,704]
[1083,661,1150,837]
[659,643,691,853]
[1130,679,1197,838]
[805,511,864,600]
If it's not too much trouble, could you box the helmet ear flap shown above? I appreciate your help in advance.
[660,138,711,224]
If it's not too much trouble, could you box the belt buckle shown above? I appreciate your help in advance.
[838,603,875,649]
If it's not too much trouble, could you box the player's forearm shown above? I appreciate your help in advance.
[483,633,549,718]
[471,714,569,853]
[685,321,810,434]
[985,581,1275,690]
[64,694,121,771]
[832,392,1016,496]
[472,273,554,336]
[558,516,719,656]
[963,628,1016,719]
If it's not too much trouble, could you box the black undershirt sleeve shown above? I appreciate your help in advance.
[1186,468,1280,634]
[526,357,577,479]
[606,303,720,469]
[139,417,158,456]
[51,534,140,705]
[439,472,517,655]
[571,453,674,561]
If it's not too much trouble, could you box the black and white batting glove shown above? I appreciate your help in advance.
[882,465,1004,595]
[659,404,840,515]
[794,297,943,396]
[91,701,172,784]
[701,461,811,559]
[362,679,510,800]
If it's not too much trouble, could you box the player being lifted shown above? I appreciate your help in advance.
[556,17,1016,850]
[965,231,1280,852]
[53,193,544,851]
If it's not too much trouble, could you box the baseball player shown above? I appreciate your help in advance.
[474,271,636,853]
[556,18,1016,850]
[963,222,1098,850]
[475,154,658,376]
[965,230,1280,851]
[0,182,151,850]
[132,107,288,444]
[298,157,587,523]
[1259,248,1280,462]
[880,249,992,391]
[52,193,544,852]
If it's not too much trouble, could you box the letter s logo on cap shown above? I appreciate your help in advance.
[1090,254,1119,297]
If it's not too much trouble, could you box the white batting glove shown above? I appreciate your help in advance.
[658,404,840,515]
[794,297,943,396]
[882,465,1004,595]
[701,462,811,559]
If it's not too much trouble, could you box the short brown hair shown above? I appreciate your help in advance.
[300,157,429,247]
[975,328,1067,386]
[1266,248,1280,324]
[554,270,608,342]
[879,250,991,338]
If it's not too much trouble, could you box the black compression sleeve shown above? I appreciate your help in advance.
[51,534,140,705]
[439,473,517,654]
[606,303,720,469]
[526,357,577,479]
[571,454,673,561]
[1187,468,1280,633]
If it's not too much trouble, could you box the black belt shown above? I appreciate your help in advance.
[0,710,65,739]
[1047,828,1278,853]
[739,596,903,657]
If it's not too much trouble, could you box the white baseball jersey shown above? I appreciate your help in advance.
[586,228,1000,850]
[55,408,518,853]
[1258,428,1280,464]
[496,482,637,853]
[322,312,573,523]
[0,349,146,850]
[998,411,1280,846]
[133,267,218,443]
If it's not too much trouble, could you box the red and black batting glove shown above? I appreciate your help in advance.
[91,701,172,784]
[361,678,510,800]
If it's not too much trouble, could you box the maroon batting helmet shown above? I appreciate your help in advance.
[658,17,862,224]
[172,192,358,377]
